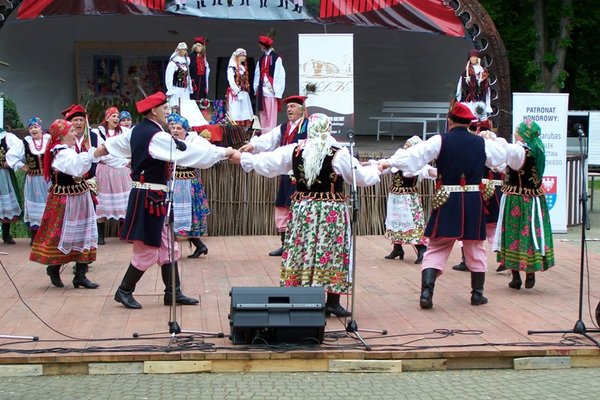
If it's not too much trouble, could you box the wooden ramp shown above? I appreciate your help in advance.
[0,234,599,374]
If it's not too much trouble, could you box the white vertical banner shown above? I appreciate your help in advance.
[298,34,354,136]
[512,92,569,233]
[588,111,600,165]
[0,98,3,129]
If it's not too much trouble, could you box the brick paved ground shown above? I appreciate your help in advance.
[2,368,599,400]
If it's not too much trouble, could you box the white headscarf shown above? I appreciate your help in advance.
[303,113,336,189]
[169,42,189,63]
[228,48,247,68]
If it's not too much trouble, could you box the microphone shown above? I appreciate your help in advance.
[574,123,585,138]
[346,130,355,141]
[172,136,187,151]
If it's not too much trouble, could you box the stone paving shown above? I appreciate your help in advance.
[2,368,599,399]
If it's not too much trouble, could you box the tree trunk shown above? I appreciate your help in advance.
[534,0,573,92]
[549,0,573,92]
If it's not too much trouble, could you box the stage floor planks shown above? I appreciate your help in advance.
[0,233,599,371]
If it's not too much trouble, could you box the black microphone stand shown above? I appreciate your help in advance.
[133,131,223,346]
[327,131,387,350]
[528,125,600,345]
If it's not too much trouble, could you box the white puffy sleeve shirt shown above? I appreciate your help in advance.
[241,143,381,187]
[383,134,507,173]
[103,122,229,169]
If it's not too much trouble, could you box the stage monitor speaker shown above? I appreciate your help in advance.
[228,286,326,345]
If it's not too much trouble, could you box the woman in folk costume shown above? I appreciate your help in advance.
[0,127,22,244]
[93,106,132,245]
[5,117,51,245]
[493,119,554,289]
[167,113,211,258]
[165,42,192,109]
[119,110,133,129]
[239,113,381,317]
[30,119,102,289]
[383,135,435,264]
[456,49,492,120]
[226,48,254,125]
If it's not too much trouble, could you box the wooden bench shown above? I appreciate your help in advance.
[369,101,450,141]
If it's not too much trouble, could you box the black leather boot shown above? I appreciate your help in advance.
[452,248,469,271]
[47,265,64,288]
[508,270,522,290]
[470,271,488,306]
[2,223,14,244]
[30,228,38,246]
[114,264,144,309]
[384,243,404,260]
[97,222,105,245]
[420,268,437,309]
[73,263,99,289]
[268,232,285,257]
[525,272,536,289]
[414,244,427,264]
[162,263,199,305]
[325,293,351,317]
[187,237,208,258]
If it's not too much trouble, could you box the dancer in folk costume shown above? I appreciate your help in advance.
[101,92,235,309]
[453,119,506,272]
[93,106,132,245]
[383,135,435,264]
[6,117,51,245]
[30,119,103,289]
[165,42,192,109]
[189,36,210,101]
[492,119,554,289]
[167,113,211,258]
[226,48,253,125]
[456,49,492,120]
[119,110,133,129]
[239,95,309,256]
[0,127,22,244]
[378,103,506,309]
[235,113,381,317]
[254,34,285,131]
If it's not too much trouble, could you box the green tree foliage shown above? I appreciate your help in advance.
[2,96,24,130]
[479,0,600,109]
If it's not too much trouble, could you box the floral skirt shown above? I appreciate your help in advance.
[384,192,427,245]
[280,199,351,294]
[30,192,97,265]
[172,176,210,238]
[495,193,554,273]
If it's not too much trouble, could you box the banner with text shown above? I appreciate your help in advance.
[298,34,354,136]
[513,92,569,233]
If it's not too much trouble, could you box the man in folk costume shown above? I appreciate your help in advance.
[0,127,23,244]
[189,36,210,101]
[100,92,235,309]
[253,34,286,131]
[378,102,506,309]
[239,95,308,256]
[63,104,103,243]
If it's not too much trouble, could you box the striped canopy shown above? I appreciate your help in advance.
[16,0,464,37]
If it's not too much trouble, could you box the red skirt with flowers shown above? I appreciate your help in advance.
[30,192,96,265]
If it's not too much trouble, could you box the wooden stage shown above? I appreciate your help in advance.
[1,234,600,374]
